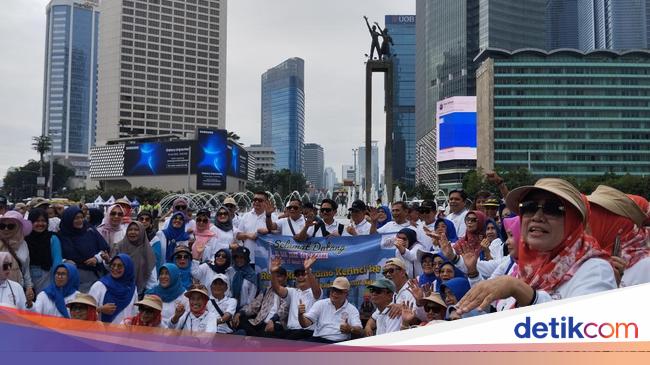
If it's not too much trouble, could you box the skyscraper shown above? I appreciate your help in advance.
[261,57,305,173]
[478,0,546,51]
[324,167,336,192]
[303,143,324,190]
[386,15,416,189]
[358,142,379,190]
[42,0,100,178]
[96,0,227,143]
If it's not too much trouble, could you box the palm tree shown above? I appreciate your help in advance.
[227,131,240,141]
[32,135,52,178]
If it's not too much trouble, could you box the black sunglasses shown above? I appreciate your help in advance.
[368,287,387,294]
[175,254,191,260]
[382,267,401,276]
[519,200,565,217]
[424,304,442,313]
[110,211,124,217]
[196,217,210,223]
[138,217,151,222]
[217,212,229,217]
[330,287,345,294]
[0,223,17,230]
[320,208,333,213]
[286,206,300,210]
[252,198,265,203]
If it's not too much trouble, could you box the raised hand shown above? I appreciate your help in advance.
[298,299,306,315]
[102,303,117,315]
[264,200,275,215]
[401,301,416,325]
[368,207,380,223]
[440,233,455,260]
[462,250,479,275]
[393,237,407,254]
[84,256,98,267]
[346,224,358,236]
[303,255,317,271]
[485,171,503,185]
[340,317,352,334]
[270,255,282,273]
[406,279,424,302]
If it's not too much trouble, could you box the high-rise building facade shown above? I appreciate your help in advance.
[303,143,324,190]
[260,57,305,173]
[341,165,355,182]
[42,0,100,177]
[358,142,379,190]
[246,144,276,174]
[478,0,546,51]
[476,48,650,179]
[324,167,336,192]
[546,0,580,49]
[96,0,227,144]
[386,15,416,189]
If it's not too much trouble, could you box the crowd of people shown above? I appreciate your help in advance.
[0,173,648,343]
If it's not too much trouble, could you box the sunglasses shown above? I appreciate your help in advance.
[252,198,265,203]
[320,208,333,213]
[140,307,157,314]
[2,263,12,271]
[196,217,210,223]
[465,217,478,223]
[175,205,187,210]
[424,304,442,313]
[225,204,236,209]
[215,253,228,259]
[175,254,191,260]
[330,287,345,294]
[110,211,124,217]
[519,200,565,217]
[110,263,124,269]
[0,223,17,230]
[138,217,151,222]
[286,206,300,210]
[217,212,229,217]
[382,267,401,276]
[368,287,387,294]
[69,304,87,312]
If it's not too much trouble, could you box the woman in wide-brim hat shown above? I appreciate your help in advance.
[454,178,617,315]
[0,210,34,303]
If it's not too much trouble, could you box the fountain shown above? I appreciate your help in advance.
[393,186,401,204]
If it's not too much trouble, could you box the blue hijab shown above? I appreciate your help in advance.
[59,207,109,270]
[231,254,257,308]
[43,263,79,318]
[418,251,438,287]
[163,212,190,262]
[171,251,194,290]
[440,277,471,303]
[434,218,458,243]
[434,254,466,292]
[146,263,185,303]
[377,206,392,229]
[99,254,136,323]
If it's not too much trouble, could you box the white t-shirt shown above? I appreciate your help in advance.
[342,219,372,236]
[307,219,343,237]
[621,256,650,287]
[207,295,237,333]
[88,281,138,324]
[447,209,468,238]
[191,262,235,295]
[304,299,362,342]
[160,292,189,328]
[377,221,413,234]
[0,280,26,310]
[285,287,317,330]
[202,226,240,261]
[535,258,617,304]
[416,221,437,252]
[32,291,79,317]
[372,306,402,335]
[237,210,277,264]
[275,216,306,236]
[170,310,218,334]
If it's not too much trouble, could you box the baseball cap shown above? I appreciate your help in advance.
[367,278,396,293]
[231,246,251,260]
[331,277,350,290]
[383,257,407,271]
[348,200,367,212]
[483,198,500,207]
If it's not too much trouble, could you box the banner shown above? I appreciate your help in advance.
[255,234,395,306]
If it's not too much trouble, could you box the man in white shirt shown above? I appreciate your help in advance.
[297,200,344,239]
[343,200,372,236]
[266,199,305,238]
[298,276,363,343]
[236,191,276,264]
[363,279,401,336]
[416,200,439,251]
[169,284,218,334]
[270,255,322,340]
[371,202,414,234]
[446,189,469,238]
[382,258,418,323]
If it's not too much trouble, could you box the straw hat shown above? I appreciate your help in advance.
[422,292,447,309]
[135,294,163,312]
[66,293,98,308]
[587,185,647,228]
[506,178,587,224]
[184,284,210,300]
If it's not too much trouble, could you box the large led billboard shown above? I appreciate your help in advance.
[196,129,229,190]
[436,96,477,162]
[123,141,194,176]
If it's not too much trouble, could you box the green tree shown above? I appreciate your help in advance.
[246,169,308,197]
[31,135,52,178]
[3,160,74,201]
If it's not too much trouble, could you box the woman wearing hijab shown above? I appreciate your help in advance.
[393,228,426,278]
[98,204,127,253]
[151,211,190,269]
[203,207,238,262]
[136,211,157,242]
[453,210,487,257]
[25,208,63,294]
[112,222,157,296]
[586,186,650,287]
[146,263,189,327]
[89,253,138,324]
[424,218,458,250]
[32,263,79,317]
[440,277,483,320]
[0,210,34,303]
[59,207,110,293]
[190,209,217,261]
[416,251,441,290]
[192,248,235,292]
[376,206,392,230]
[230,246,257,310]
[455,178,617,316]
[0,252,27,309]
[87,208,105,228]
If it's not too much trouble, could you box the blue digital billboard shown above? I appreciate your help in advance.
[196,129,228,190]
[123,141,194,176]
[438,112,477,150]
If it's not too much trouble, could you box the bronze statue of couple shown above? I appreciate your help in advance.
[364,16,393,60]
